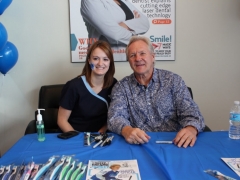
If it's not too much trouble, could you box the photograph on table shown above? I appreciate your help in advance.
[86,160,141,180]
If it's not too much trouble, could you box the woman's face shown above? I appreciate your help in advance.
[88,47,110,76]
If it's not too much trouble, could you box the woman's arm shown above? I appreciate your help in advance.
[57,106,75,133]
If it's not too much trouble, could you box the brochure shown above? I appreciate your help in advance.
[221,158,240,177]
[204,169,236,180]
[86,160,141,180]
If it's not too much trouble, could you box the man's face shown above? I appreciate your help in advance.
[127,40,155,77]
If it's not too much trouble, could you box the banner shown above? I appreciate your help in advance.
[69,0,175,62]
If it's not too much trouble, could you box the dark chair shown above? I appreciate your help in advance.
[25,85,211,134]
[187,87,211,132]
[25,84,64,135]
[187,87,193,99]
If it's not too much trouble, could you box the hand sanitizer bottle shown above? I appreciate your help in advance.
[36,109,46,141]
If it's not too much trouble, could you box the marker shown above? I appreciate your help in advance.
[156,141,172,144]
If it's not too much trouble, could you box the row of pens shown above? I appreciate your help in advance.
[0,155,87,180]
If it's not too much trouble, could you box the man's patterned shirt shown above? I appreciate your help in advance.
[108,68,205,134]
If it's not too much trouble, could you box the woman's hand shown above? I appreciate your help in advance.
[98,124,108,133]
[133,10,140,18]
[118,10,140,30]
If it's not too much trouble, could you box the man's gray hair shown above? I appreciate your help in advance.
[126,36,154,59]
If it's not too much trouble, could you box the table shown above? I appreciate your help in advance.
[1,131,240,180]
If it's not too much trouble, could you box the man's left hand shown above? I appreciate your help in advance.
[173,126,198,148]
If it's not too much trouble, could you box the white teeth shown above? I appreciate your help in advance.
[96,67,104,69]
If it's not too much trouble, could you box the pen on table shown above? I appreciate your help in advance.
[155,141,173,144]
[93,140,102,148]
[101,137,110,147]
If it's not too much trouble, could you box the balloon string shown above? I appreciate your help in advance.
[0,74,5,97]
[0,74,5,156]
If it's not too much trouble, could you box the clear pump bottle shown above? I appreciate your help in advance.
[36,109,46,141]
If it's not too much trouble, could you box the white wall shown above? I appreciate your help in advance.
[0,0,240,155]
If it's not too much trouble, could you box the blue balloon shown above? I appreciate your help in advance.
[0,23,8,50]
[0,0,13,15]
[0,41,18,75]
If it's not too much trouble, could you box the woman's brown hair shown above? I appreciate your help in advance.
[80,41,115,89]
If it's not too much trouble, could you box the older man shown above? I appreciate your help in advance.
[108,36,205,148]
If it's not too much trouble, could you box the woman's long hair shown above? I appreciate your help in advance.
[80,41,115,89]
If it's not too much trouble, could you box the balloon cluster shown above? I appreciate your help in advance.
[0,0,19,75]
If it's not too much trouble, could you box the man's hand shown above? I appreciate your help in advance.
[121,126,150,144]
[173,126,198,148]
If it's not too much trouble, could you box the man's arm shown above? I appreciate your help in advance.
[173,126,198,148]
[122,126,150,144]
[172,75,205,147]
[107,82,150,144]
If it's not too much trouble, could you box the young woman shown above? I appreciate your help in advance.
[58,41,117,133]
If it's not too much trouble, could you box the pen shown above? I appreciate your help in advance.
[237,164,240,168]
[156,141,172,144]
[100,137,110,147]
[93,140,102,148]
[107,136,114,145]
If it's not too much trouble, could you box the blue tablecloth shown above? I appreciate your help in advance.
[1,131,240,180]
